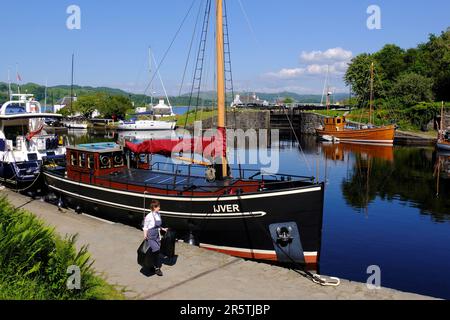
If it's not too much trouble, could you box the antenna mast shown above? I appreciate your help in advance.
[7,69,12,99]
[149,47,154,106]
[70,53,74,114]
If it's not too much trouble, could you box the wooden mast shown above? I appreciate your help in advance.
[216,0,228,178]
[369,62,374,126]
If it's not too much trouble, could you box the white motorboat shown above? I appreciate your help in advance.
[63,119,89,129]
[117,130,177,142]
[150,99,176,118]
[117,119,176,131]
[0,94,66,189]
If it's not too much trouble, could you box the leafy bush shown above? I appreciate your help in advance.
[0,197,124,300]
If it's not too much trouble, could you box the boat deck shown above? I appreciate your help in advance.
[100,168,236,192]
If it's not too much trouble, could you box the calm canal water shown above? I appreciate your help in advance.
[66,128,450,299]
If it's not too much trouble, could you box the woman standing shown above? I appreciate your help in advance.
[143,200,167,276]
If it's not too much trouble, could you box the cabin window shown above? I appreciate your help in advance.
[71,152,78,166]
[88,155,95,169]
[79,153,87,168]
[337,119,341,124]
[113,153,124,167]
[99,154,112,169]
[4,125,29,145]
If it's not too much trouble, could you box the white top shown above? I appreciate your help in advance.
[142,211,162,231]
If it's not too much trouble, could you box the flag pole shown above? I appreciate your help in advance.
[7,68,12,100]
[44,78,48,109]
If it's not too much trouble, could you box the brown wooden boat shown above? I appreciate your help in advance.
[317,116,396,146]
[317,62,396,146]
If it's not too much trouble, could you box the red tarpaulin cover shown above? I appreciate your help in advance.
[125,128,227,158]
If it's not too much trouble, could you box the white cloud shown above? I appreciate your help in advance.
[306,64,329,75]
[265,48,352,80]
[267,68,305,79]
[246,85,320,95]
[300,47,353,63]
[266,61,349,79]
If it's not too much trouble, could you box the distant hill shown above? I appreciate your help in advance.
[181,90,348,104]
[0,82,348,106]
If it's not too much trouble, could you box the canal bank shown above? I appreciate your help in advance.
[187,109,437,146]
[1,189,436,300]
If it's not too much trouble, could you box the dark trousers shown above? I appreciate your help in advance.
[151,250,161,269]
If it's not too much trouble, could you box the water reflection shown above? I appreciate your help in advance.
[62,129,450,298]
[319,142,450,222]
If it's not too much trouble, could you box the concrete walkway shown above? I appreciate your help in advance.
[2,189,436,300]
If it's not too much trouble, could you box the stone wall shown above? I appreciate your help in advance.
[298,112,325,134]
[187,109,325,134]
[194,110,270,130]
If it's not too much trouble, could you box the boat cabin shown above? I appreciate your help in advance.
[66,143,126,180]
[0,94,63,156]
[323,116,346,132]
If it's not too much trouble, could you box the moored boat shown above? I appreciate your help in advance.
[42,0,325,267]
[63,117,89,129]
[317,117,396,146]
[0,94,66,190]
[43,141,324,265]
[316,62,396,146]
[150,99,176,118]
[117,119,176,131]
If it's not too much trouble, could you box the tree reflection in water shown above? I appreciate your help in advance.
[322,143,450,222]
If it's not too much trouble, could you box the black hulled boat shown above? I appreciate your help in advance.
[43,0,325,267]
[43,141,324,266]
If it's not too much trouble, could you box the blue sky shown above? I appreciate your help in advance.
[1,0,449,95]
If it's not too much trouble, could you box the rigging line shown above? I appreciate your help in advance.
[320,66,330,106]
[356,70,372,127]
[178,0,204,97]
[143,0,198,96]
[151,51,171,107]
[282,107,313,173]
[185,0,212,128]
[223,0,235,107]
[373,67,396,123]
[134,51,150,93]
[196,0,213,122]
[237,0,260,48]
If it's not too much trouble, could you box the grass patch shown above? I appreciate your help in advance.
[175,109,218,127]
[0,196,125,300]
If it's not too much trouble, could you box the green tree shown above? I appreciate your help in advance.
[0,92,7,104]
[373,44,406,83]
[415,30,450,100]
[71,94,104,117]
[99,95,133,119]
[390,73,434,107]
[345,54,384,101]
[283,97,294,104]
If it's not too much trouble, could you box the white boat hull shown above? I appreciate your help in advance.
[117,120,176,131]
[65,124,89,129]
